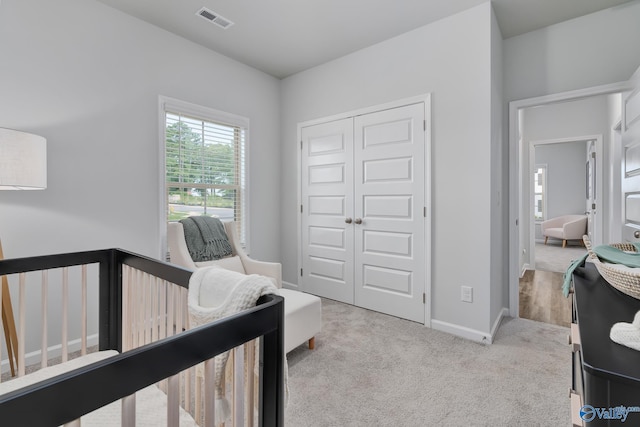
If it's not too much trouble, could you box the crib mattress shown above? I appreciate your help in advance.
[0,351,198,426]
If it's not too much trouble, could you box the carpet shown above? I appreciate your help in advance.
[286,299,570,426]
[535,242,586,273]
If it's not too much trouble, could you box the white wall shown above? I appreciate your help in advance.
[535,142,588,222]
[0,0,281,355]
[490,7,506,331]
[281,3,499,338]
[504,0,640,103]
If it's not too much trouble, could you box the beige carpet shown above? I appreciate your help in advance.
[286,298,570,426]
[535,242,586,273]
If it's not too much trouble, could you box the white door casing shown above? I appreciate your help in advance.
[586,140,597,244]
[622,66,640,242]
[299,100,428,323]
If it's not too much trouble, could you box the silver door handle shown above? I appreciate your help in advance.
[635,230,640,239]
[345,217,352,224]
[354,218,362,224]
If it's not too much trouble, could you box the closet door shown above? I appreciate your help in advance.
[300,119,354,303]
[353,103,426,322]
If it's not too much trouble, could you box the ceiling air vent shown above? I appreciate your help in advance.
[196,7,234,29]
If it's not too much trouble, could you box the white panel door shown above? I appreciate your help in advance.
[353,103,425,322]
[623,66,640,242]
[301,118,354,303]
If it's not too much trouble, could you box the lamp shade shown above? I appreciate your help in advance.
[0,128,47,190]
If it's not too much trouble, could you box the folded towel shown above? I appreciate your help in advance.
[611,310,640,351]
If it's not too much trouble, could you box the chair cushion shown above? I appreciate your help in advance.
[544,228,564,239]
[195,255,245,274]
[279,289,322,353]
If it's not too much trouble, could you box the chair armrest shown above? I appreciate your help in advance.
[240,257,282,288]
[167,222,198,270]
[563,217,587,239]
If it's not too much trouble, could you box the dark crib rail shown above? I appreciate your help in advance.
[0,248,284,427]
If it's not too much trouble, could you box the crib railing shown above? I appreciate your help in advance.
[0,248,284,427]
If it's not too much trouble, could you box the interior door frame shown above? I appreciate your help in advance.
[296,93,432,326]
[508,81,631,318]
[527,135,603,271]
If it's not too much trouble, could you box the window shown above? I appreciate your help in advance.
[161,97,248,247]
[533,164,546,221]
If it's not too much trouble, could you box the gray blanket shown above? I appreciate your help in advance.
[179,216,233,262]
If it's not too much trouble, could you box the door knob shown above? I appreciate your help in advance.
[354,218,362,224]
[345,217,352,224]
[635,230,640,239]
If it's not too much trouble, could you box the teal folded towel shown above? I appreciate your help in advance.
[563,243,640,297]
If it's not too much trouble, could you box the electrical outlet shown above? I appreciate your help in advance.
[461,286,473,303]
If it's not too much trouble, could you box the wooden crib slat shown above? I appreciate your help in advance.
[143,271,151,345]
[18,272,26,377]
[159,280,166,340]
[234,345,245,427]
[151,276,159,343]
[41,270,48,368]
[246,340,255,427]
[122,266,130,351]
[203,358,216,427]
[122,394,136,427]
[167,373,180,427]
[61,267,69,363]
[81,265,87,356]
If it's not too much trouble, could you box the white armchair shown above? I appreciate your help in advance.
[541,214,588,248]
[167,220,321,353]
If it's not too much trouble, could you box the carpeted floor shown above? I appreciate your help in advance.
[286,298,570,426]
[535,242,586,273]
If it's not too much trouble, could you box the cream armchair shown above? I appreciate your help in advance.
[541,214,588,248]
[168,220,321,353]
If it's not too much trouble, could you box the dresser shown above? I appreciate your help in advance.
[571,262,640,426]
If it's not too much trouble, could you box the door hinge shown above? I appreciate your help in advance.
[300,268,303,276]
[423,293,426,304]
[592,203,596,210]
[423,207,426,217]
[300,204,303,213]
[300,140,303,149]
[423,120,426,131]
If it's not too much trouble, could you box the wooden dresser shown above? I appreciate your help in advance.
[571,262,640,426]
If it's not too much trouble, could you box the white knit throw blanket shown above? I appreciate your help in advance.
[187,266,284,425]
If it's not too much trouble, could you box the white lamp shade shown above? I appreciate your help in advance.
[0,128,47,190]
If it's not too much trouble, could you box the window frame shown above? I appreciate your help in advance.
[533,163,547,222]
[158,96,250,257]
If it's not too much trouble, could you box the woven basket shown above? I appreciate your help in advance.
[583,235,640,300]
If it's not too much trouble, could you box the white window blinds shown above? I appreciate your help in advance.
[163,100,248,246]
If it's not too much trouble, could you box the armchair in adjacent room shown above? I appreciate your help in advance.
[541,214,588,248]
[167,220,321,353]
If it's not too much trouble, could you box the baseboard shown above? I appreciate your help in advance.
[1,333,99,374]
[489,308,509,344]
[282,280,299,290]
[431,320,491,344]
[520,263,530,278]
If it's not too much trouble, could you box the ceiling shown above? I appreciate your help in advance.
[96,0,634,79]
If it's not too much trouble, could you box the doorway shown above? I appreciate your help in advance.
[528,136,600,272]
[508,82,629,321]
